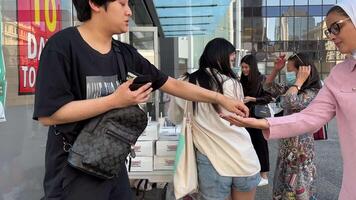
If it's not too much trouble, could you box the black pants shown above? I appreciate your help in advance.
[60,165,132,200]
[42,128,133,200]
[247,127,270,172]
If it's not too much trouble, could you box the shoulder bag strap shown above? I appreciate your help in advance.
[112,41,127,82]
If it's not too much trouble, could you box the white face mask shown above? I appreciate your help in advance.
[285,71,297,86]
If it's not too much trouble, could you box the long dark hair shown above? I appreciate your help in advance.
[240,55,261,97]
[186,38,237,113]
[287,53,321,91]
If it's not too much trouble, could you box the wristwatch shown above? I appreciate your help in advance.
[291,84,301,91]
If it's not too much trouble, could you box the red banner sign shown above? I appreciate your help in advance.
[17,0,61,95]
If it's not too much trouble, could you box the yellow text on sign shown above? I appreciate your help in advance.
[34,0,57,32]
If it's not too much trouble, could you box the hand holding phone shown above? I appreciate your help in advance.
[129,75,152,91]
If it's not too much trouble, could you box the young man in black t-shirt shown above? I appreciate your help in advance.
[33,0,249,199]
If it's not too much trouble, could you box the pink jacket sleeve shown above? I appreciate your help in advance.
[263,79,337,139]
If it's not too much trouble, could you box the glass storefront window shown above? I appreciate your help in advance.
[266,6,280,17]
[295,0,308,6]
[266,17,281,41]
[266,0,280,6]
[252,7,264,17]
[252,17,265,41]
[0,0,73,199]
[281,0,293,6]
[281,6,294,16]
[242,17,253,41]
[323,5,334,15]
[261,0,267,6]
[280,17,294,41]
[309,5,323,16]
[295,17,309,40]
[295,6,308,16]
[309,0,322,5]
[308,16,323,40]
[323,0,337,4]
[241,0,339,81]
[243,7,253,17]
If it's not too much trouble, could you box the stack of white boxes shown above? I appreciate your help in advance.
[154,126,180,171]
[128,122,159,172]
[128,121,180,173]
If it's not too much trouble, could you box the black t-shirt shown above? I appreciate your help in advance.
[32,27,168,198]
[34,26,167,121]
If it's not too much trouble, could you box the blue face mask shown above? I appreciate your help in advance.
[285,71,296,86]
[232,66,239,75]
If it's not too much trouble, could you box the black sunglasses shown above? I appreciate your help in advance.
[324,18,351,38]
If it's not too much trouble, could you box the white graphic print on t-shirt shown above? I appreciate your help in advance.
[86,75,121,99]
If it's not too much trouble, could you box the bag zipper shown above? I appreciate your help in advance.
[106,129,132,144]
[106,129,136,158]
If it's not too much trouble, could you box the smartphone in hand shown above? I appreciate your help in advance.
[129,75,152,91]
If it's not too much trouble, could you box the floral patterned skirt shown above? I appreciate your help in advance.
[272,133,316,200]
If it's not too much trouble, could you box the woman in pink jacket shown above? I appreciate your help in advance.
[221,1,356,199]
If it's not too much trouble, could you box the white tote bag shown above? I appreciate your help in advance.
[173,101,198,199]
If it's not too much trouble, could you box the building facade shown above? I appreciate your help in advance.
[241,0,344,79]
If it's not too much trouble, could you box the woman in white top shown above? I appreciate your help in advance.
[168,38,260,200]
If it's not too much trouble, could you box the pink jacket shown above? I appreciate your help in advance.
[263,58,356,200]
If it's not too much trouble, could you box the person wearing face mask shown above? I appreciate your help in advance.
[258,53,321,199]
[221,0,356,199]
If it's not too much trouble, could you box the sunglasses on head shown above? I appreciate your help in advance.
[324,18,351,38]
[291,53,305,66]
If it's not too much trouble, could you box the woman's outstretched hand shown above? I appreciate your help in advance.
[220,114,270,130]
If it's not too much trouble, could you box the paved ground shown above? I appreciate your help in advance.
[133,118,343,200]
[255,118,342,200]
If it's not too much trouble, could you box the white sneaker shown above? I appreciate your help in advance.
[258,177,269,186]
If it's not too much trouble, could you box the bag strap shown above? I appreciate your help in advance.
[112,41,127,82]
[183,100,193,119]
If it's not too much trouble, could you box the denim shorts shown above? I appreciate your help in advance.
[196,151,260,200]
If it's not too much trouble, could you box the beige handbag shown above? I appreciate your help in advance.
[173,101,198,199]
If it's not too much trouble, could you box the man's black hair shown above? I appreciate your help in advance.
[73,0,116,22]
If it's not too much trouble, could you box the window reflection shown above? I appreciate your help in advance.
[295,0,308,5]
[295,6,308,16]
[323,0,337,4]
[252,17,265,41]
[242,17,252,41]
[308,16,323,40]
[309,0,322,5]
[323,5,334,15]
[281,6,294,16]
[295,17,309,40]
[266,0,280,6]
[280,17,294,41]
[266,17,281,41]
[267,6,280,17]
[309,5,323,16]
[237,0,344,80]
[281,0,293,6]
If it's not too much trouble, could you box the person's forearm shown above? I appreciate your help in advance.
[160,77,221,104]
[265,69,279,83]
[39,95,116,126]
